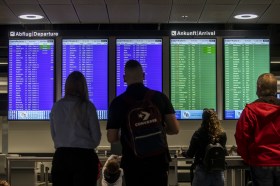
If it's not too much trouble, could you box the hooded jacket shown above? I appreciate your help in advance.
[235,96,280,166]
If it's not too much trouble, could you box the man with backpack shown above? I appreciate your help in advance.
[106,60,179,186]
[235,73,280,186]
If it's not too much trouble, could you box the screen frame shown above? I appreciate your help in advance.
[8,38,56,121]
[223,37,271,120]
[169,38,218,120]
[61,37,109,120]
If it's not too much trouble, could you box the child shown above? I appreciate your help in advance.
[0,180,10,186]
[102,155,123,186]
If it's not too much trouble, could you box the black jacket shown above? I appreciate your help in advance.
[183,126,227,165]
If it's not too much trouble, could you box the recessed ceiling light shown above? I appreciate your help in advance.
[234,14,258,20]
[181,15,188,18]
[18,14,44,20]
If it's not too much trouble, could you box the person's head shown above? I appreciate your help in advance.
[202,108,223,141]
[256,73,277,98]
[65,71,89,101]
[0,180,10,186]
[104,158,121,183]
[123,60,145,86]
[106,158,120,174]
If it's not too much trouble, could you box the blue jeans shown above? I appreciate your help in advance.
[250,166,280,186]
[192,165,224,186]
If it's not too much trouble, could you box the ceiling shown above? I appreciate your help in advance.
[0,0,280,25]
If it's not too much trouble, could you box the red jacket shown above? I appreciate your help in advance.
[235,98,280,166]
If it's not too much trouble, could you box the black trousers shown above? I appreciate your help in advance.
[123,159,169,186]
[51,147,99,186]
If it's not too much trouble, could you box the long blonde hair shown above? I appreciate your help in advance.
[202,109,224,142]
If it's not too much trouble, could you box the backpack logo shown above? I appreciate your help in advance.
[138,111,150,121]
[125,90,167,158]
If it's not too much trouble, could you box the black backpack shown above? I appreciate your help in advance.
[124,90,168,158]
[203,143,226,172]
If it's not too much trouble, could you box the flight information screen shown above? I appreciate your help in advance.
[62,39,108,120]
[116,39,162,95]
[224,39,270,119]
[8,39,54,120]
[170,39,216,119]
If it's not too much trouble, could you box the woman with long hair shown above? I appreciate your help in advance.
[182,108,227,186]
[50,71,101,186]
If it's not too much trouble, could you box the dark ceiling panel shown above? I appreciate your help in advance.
[199,5,236,23]
[140,4,171,23]
[5,0,38,4]
[75,4,109,23]
[107,4,139,23]
[169,4,203,23]
[0,5,19,24]
[41,5,80,24]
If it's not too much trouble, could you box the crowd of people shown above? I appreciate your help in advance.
[49,59,280,186]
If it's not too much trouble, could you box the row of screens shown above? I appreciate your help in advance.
[8,38,270,120]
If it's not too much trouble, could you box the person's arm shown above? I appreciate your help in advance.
[88,103,102,147]
[49,106,56,141]
[185,131,200,158]
[235,106,254,164]
[107,98,122,143]
[164,114,179,135]
[107,129,120,143]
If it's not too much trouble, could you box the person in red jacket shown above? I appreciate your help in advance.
[235,73,280,186]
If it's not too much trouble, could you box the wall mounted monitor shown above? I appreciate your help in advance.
[62,39,108,120]
[116,39,162,95]
[224,39,270,119]
[170,39,217,119]
[8,39,54,120]
[277,93,280,99]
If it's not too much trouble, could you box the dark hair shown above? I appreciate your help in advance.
[125,60,143,70]
[104,159,121,183]
[65,71,89,102]
[106,159,120,174]
[202,108,224,142]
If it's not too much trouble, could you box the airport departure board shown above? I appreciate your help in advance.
[116,39,162,95]
[62,39,108,120]
[8,39,54,120]
[170,39,216,119]
[224,39,270,119]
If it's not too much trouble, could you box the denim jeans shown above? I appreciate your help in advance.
[192,165,225,186]
[250,166,280,186]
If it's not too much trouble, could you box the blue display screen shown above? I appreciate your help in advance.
[116,39,162,96]
[8,39,54,120]
[62,39,108,120]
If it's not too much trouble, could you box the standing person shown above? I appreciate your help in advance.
[50,71,101,186]
[106,60,179,186]
[235,73,280,186]
[181,108,227,186]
